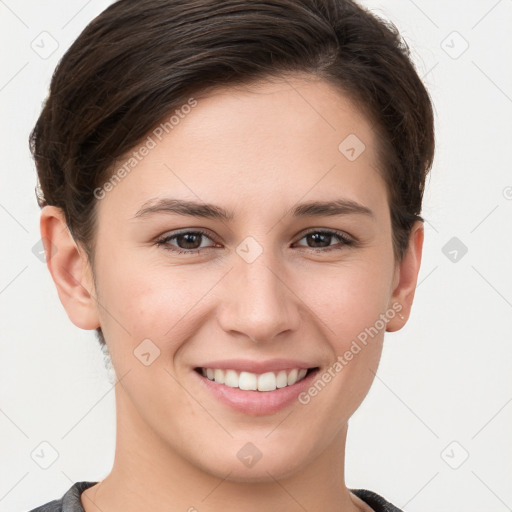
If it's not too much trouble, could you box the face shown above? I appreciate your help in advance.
[46,75,422,483]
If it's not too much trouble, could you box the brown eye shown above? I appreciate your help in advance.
[174,232,205,250]
[156,230,217,254]
[294,230,354,252]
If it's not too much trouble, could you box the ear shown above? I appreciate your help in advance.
[40,205,100,330]
[386,220,424,332]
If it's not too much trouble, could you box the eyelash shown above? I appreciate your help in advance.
[155,228,356,255]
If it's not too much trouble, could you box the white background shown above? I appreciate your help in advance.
[1,1,511,511]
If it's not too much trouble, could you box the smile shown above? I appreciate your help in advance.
[192,358,321,415]
[196,367,314,392]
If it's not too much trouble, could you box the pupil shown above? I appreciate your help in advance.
[179,233,201,249]
[308,233,330,248]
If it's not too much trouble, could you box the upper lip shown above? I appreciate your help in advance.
[195,358,319,374]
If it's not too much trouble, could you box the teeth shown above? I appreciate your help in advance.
[239,371,258,391]
[200,367,310,391]
[224,369,238,388]
[276,370,288,388]
[288,368,298,385]
[214,368,225,384]
[258,372,276,391]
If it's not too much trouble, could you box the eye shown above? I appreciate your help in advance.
[155,228,355,255]
[155,229,218,255]
[293,229,354,252]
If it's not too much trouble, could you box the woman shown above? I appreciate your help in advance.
[28,0,434,510]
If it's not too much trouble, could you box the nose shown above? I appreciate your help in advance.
[216,251,301,344]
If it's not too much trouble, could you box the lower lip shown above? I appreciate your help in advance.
[193,368,320,416]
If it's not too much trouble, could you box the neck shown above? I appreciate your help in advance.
[81,385,365,512]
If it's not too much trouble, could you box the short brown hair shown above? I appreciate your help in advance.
[30,0,435,347]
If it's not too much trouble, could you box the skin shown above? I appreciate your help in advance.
[41,75,423,512]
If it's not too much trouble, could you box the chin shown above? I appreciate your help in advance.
[195,447,306,483]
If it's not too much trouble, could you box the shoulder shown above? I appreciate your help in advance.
[351,488,404,512]
[26,482,98,512]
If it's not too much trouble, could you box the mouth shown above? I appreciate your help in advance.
[192,357,322,415]
[193,366,320,392]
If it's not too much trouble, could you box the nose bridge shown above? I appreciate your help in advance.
[217,244,300,342]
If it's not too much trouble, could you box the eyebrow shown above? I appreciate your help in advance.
[132,198,375,221]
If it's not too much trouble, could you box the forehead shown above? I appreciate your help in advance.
[97,76,388,222]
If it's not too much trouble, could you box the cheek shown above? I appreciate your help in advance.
[303,253,394,349]
[96,257,222,354]
[295,259,392,424]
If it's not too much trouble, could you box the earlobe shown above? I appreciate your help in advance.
[386,221,424,332]
[40,205,100,330]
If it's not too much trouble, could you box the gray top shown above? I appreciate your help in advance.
[27,481,404,511]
